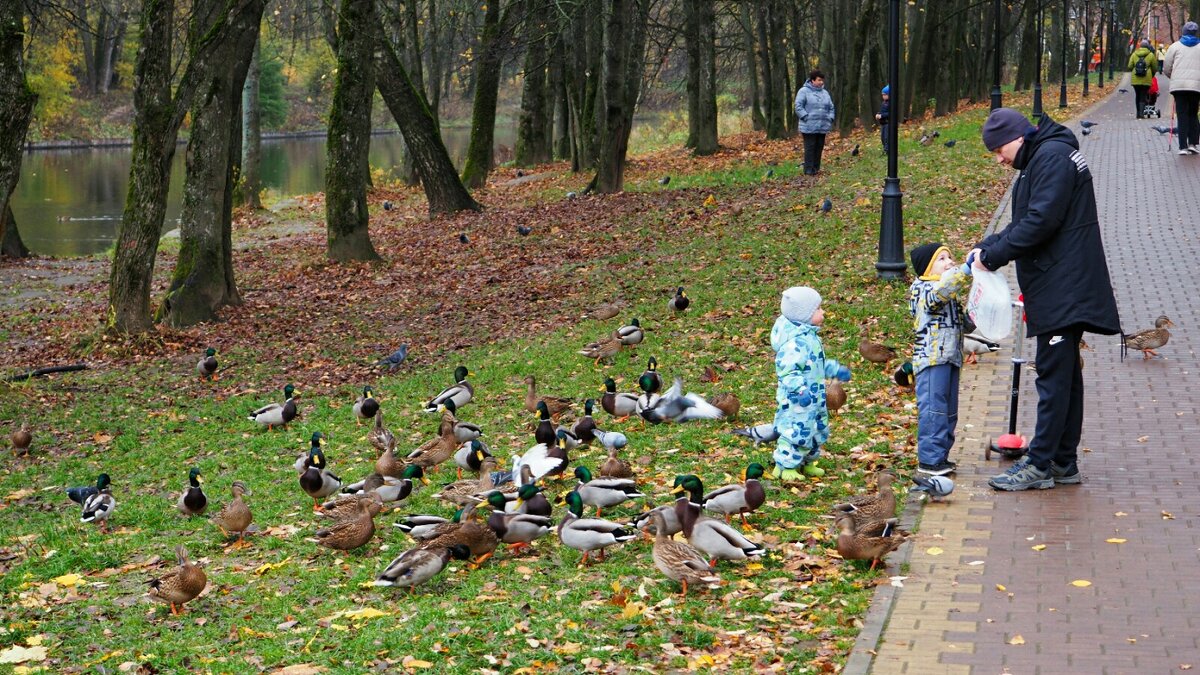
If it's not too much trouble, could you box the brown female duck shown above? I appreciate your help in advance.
[1122,315,1173,360]
[148,544,208,614]
[834,512,906,570]
[829,471,896,528]
[212,481,253,548]
[524,375,572,418]
[315,496,381,551]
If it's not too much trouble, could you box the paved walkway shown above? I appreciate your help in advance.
[856,75,1200,674]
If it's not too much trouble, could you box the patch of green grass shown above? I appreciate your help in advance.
[0,105,1010,672]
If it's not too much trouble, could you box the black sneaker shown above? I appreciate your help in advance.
[917,461,957,476]
[988,459,1054,491]
[1049,460,1082,485]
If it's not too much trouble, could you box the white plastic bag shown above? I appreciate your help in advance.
[966,268,1013,340]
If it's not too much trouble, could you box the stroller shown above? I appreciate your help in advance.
[1143,77,1163,118]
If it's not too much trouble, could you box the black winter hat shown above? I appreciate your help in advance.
[910,242,945,278]
[981,108,1036,151]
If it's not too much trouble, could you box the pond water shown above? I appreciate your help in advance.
[10,126,515,257]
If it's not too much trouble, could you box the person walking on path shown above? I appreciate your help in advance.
[1129,39,1158,118]
[970,109,1121,491]
[794,70,835,175]
[875,85,891,153]
[1163,21,1200,154]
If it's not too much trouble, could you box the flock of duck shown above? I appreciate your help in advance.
[56,293,935,616]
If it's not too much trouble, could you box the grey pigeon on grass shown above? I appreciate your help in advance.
[732,423,779,445]
[376,345,409,371]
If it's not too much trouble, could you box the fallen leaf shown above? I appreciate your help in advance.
[401,657,433,669]
[1114,511,1127,517]
[1105,538,1127,544]
[995,584,1007,592]
[925,547,944,556]
[1031,544,1046,551]
[341,607,388,621]
[1008,635,1025,645]
[1070,580,1092,587]
[53,573,84,587]
[273,666,326,675]
[0,646,48,664]
[1162,510,1175,520]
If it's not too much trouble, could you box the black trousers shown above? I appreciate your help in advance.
[1173,90,1200,149]
[1133,84,1150,117]
[1025,326,1084,471]
[802,133,827,175]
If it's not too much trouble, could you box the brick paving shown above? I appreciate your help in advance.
[861,76,1200,674]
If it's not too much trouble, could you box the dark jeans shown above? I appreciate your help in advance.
[1133,84,1150,117]
[880,124,890,152]
[802,133,827,175]
[915,363,960,466]
[1173,90,1200,149]
[1025,326,1084,471]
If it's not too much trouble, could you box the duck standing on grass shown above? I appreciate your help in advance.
[702,463,766,527]
[248,384,298,430]
[424,366,473,413]
[556,491,637,565]
[375,545,472,592]
[573,465,643,517]
[834,512,906,570]
[148,545,207,614]
[196,347,218,380]
[212,481,253,548]
[78,473,116,533]
[177,467,207,516]
[10,422,32,456]
[601,377,638,421]
[298,432,342,510]
[672,475,765,566]
[315,495,381,551]
[644,510,720,596]
[352,386,380,425]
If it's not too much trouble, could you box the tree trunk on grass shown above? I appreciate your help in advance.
[377,32,481,215]
[326,0,381,262]
[0,0,35,260]
[160,0,265,326]
[241,39,263,210]
[593,0,648,193]
[460,0,505,189]
[516,0,553,166]
[683,0,718,155]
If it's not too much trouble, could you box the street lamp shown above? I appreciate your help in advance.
[1060,0,1069,107]
[991,0,1003,110]
[876,0,904,280]
[1034,0,1044,120]
[1083,0,1090,97]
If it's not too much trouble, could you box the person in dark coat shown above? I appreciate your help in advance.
[969,108,1121,492]
[875,85,891,152]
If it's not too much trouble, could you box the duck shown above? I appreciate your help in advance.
[248,383,298,430]
[196,347,218,381]
[320,490,385,521]
[524,375,572,418]
[433,456,500,507]
[443,399,482,444]
[834,512,906,569]
[701,463,766,526]
[825,380,847,414]
[511,439,564,485]
[424,365,474,413]
[454,439,493,479]
[710,392,741,419]
[509,482,553,517]
[672,475,765,566]
[79,473,116,533]
[601,377,639,420]
[177,467,207,516]
[533,400,556,446]
[668,287,690,312]
[1122,315,1174,360]
[571,399,597,444]
[374,441,410,479]
[590,303,622,321]
[859,339,897,364]
[892,362,914,388]
[148,544,208,614]
[212,481,253,547]
[368,410,396,454]
[643,510,720,596]
[10,423,32,456]
[574,465,643,517]
[640,378,725,424]
[314,496,381,551]
[353,386,381,425]
[556,490,637,565]
[963,334,1001,364]
[731,423,778,445]
[405,408,459,469]
[593,428,628,453]
[614,318,644,346]
[418,505,500,568]
[829,471,896,529]
[375,544,472,592]
[299,433,343,510]
[394,514,454,541]
[580,335,622,365]
[342,465,428,503]
[598,446,634,479]
[482,490,553,554]
[639,357,663,394]
[632,503,683,537]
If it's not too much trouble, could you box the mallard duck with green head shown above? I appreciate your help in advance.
[212,481,252,548]
[601,377,639,420]
[148,544,208,614]
[299,432,342,510]
[534,400,556,446]
[614,318,644,346]
[556,490,637,565]
[424,366,473,413]
[640,357,663,394]
[672,475,765,566]
[668,287,690,312]
[177,467,207,516]
[454,439,492,479]
[375,544,472,592]
[341,465,428,504]
[79,473,116,533]
[196,347,218,381]
[353,386,381,425]
[571,399,597,444]
[248,384,297,430]
[482,491,553,554]
[701,463,766,527]
[443,399,482,444]
[643,510,720,596]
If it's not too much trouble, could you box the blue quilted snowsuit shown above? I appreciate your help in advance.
[771,316,847,470]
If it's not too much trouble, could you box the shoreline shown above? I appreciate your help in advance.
[22,127,410,152]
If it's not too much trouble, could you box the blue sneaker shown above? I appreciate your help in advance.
[1049,460,1081,485]
[988,459,1054,491]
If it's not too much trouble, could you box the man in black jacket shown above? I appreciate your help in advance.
[969,109,1121,491]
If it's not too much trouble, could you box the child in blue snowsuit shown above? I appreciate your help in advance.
[908,243,974,476]
[875,85,891,152]
[771,287,852,481]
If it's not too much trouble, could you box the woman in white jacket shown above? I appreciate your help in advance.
[1164,21,1200,154]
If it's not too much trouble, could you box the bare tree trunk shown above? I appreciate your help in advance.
[241,39,263,210]
[741,2,765,131]
[516,0,553,165]
[460,0,505,188]
[566,0,603,172]
[427,0,443,117]
[593,0,648,193]
[0,0,36,259]
[326,0,382,262]
[684,0,718,153]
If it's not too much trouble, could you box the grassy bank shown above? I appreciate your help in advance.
[0,102,1026,673]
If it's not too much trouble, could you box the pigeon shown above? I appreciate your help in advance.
[515,169,525,178]
[851,143,860,157]
[820,197,833,214]
[382,200,393,211]
[566,191,577,199]
[593,428,628,451]
[943,139,957,148]
[639,378,725,424]
[516,225,532,236]
[1118,87,1128,93]
[931,130,940,138]
[458,233,469,244]
[1081,128,1091,136]
[763,168,775,180]
[911,474,954,501]
[658,176,671,186]
[376,345,409,371]
[1151,125,1178,135]
[1080,120,1098,128]
[731,423,779,445]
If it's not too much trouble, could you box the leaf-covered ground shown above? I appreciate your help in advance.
[0,105,1013,673]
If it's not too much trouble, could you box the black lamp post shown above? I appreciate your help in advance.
[1034,1,1044,120]
[1083,0,1090,96]
[876,0,904,280]
[991,0,1003,110]
[1060,0,1069,107]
